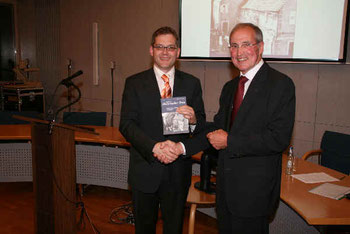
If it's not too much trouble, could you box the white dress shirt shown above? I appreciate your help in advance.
[241,59,264,97]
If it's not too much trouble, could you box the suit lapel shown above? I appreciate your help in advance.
[225,78,239,130]
[173,70,184,97]
[144,69,163,112]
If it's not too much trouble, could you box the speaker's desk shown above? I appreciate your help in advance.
[281,155,350,225]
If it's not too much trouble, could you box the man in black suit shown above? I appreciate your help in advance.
[119,26,205,234]
[179,23,295,233]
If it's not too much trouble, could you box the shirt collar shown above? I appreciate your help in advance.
[240,59,264,81]
[153,65,175,80]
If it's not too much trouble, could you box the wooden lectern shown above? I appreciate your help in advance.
[13,115,97,234]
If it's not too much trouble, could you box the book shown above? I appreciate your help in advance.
[309,182,350,200]
[161,96,189,135]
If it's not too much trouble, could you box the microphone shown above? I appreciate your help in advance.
[60,70,83,86]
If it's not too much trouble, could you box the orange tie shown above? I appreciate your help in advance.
[161,74,171,99]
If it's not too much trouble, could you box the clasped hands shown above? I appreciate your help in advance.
[153,140,184,164]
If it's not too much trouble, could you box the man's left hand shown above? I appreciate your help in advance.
[207,129,228,150]
[177,105,196,124]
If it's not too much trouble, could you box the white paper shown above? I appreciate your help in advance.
[291,172,339,184]
[309,183,350,200]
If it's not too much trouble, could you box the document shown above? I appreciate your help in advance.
[291,172,339,183]
[309,183,350,200]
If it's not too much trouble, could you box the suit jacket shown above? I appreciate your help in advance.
[120,68,205,193]
[186,63,295,217]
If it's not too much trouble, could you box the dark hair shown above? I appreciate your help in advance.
[151,26,179,47]
[230,23,263,43]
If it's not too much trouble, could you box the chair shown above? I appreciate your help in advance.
[63,111,106,126]
[301,131,350,175]
[187,175,216,234]
[186,151,217,234]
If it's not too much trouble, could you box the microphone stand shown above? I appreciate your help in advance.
[46,80,81,135]
[46,70,83,126]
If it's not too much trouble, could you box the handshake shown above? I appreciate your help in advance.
[152,128,229,164]
[152,140,184,164]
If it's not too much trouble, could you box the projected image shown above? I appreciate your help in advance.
[181,0,347,61]
[210,0,297,58]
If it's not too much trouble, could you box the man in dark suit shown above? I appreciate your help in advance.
[179,23,295,233]
[119,26,205,234]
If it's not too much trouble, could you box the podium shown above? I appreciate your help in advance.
[14,115,97,233]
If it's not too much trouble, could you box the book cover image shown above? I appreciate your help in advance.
[161,96,189,135]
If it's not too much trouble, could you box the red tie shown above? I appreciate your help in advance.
[230,76,248,126]
[161,74,171,99]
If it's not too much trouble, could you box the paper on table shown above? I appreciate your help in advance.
[309,183,350,200]
[291,172,339,183]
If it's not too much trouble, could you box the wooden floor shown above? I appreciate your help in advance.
[0,182,218,234]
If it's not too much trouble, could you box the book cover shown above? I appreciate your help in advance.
[161,96,189,135]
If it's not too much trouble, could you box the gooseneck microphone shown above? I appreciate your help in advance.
[60,70,83,86]
[46,69,83,123]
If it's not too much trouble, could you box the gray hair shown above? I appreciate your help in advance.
[229,23,263,43]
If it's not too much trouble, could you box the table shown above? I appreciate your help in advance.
[0,124,130,147]
[0,124,131,189]
[281,155,350,225]
[0,124,199,190]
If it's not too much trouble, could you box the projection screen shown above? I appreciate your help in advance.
[180,0,349,62]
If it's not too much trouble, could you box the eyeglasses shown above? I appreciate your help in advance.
[153,44,178,52]
[228,42,259,50]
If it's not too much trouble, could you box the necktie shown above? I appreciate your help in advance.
[161,74,171,99]
[230,76,248,127]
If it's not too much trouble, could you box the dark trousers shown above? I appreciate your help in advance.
[131,170,189,234]
[216,185,269,234]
